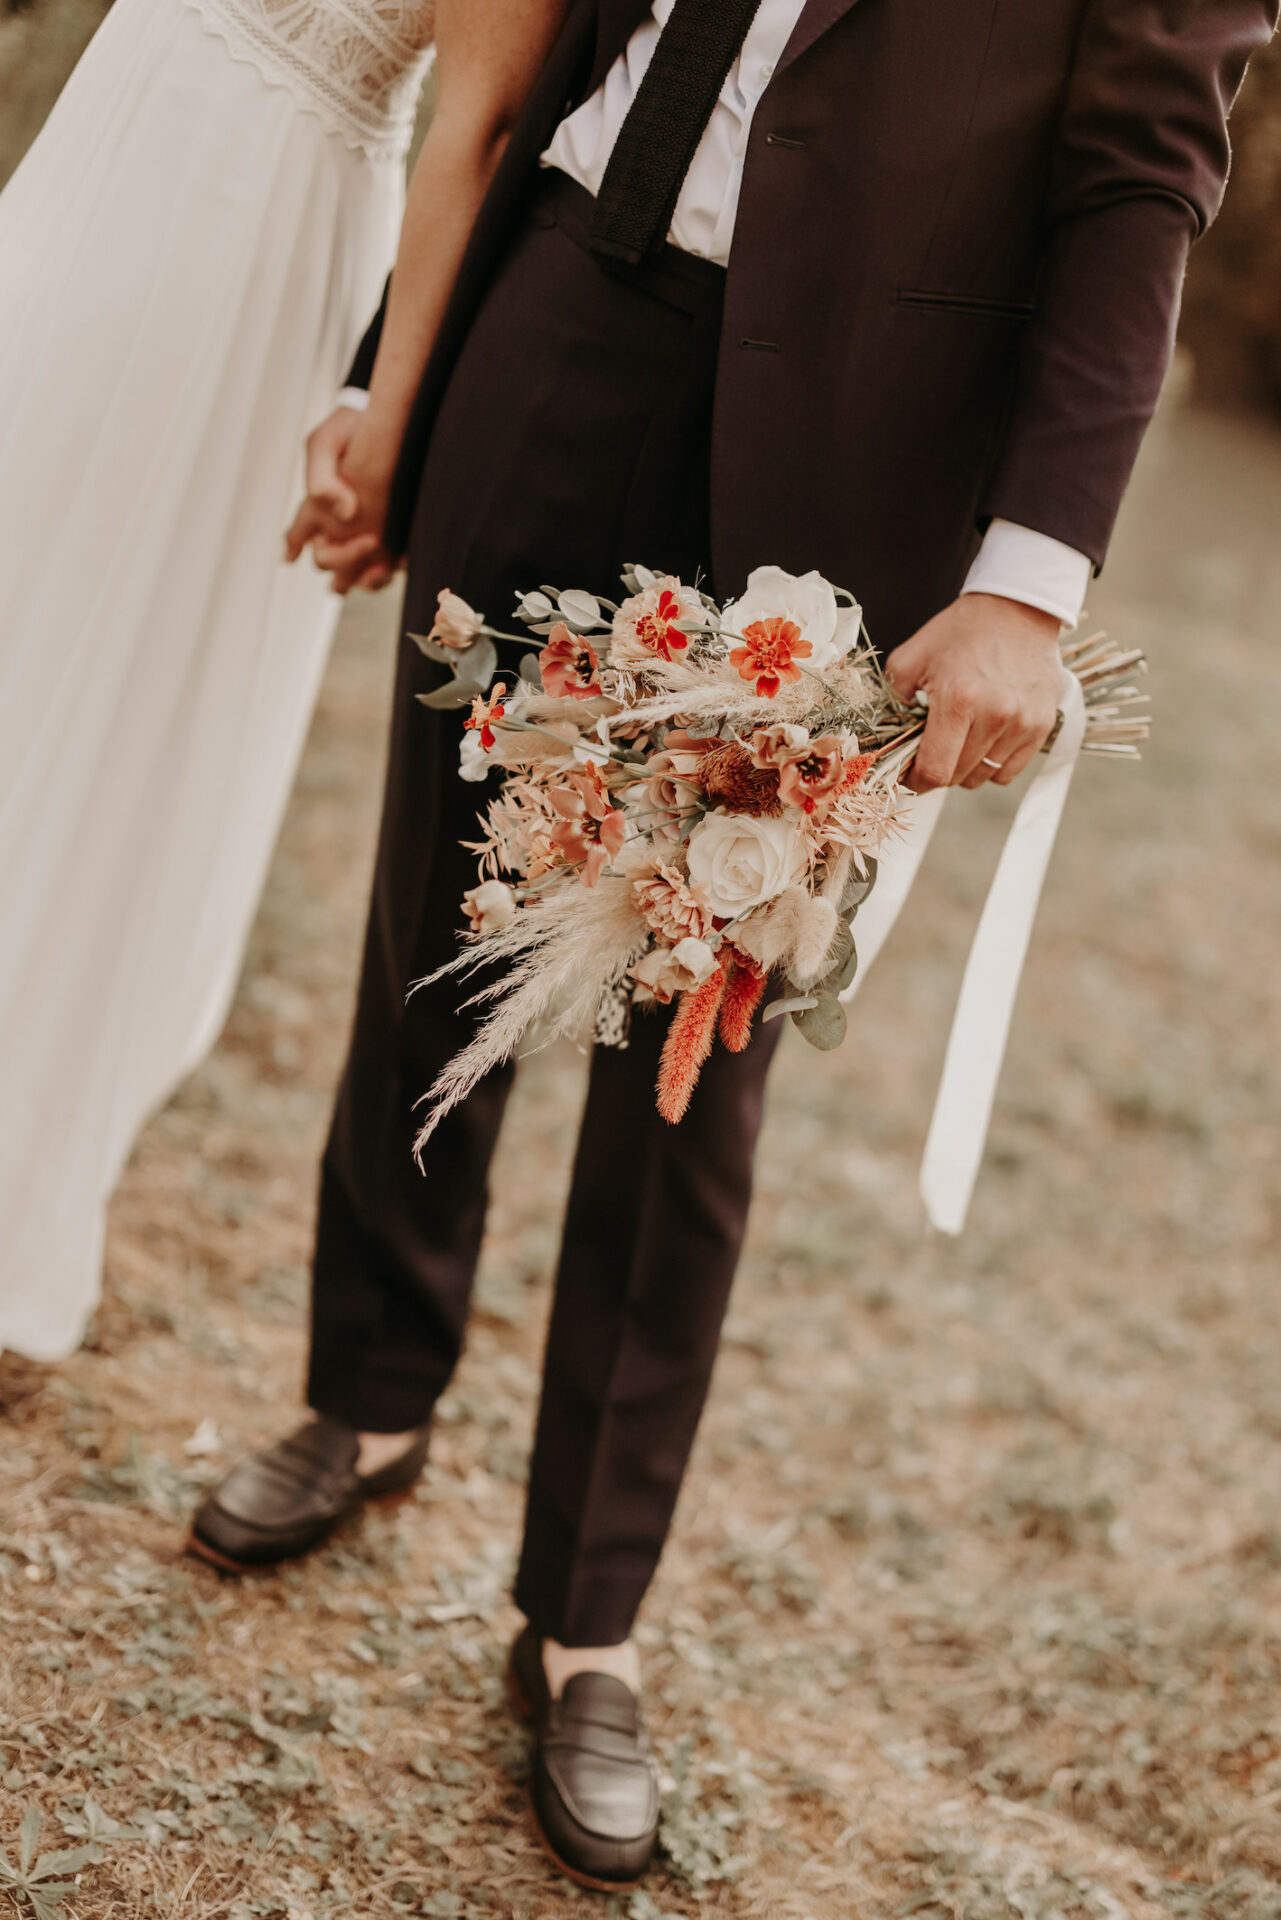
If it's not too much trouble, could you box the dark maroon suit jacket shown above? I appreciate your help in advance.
[352,0,1276,647]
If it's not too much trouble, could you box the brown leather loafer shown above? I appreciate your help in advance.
[509,1622,660,1891]
[187,1415,429,1571]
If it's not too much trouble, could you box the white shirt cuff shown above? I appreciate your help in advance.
[337,385,371,412]
[962,519,1092,630]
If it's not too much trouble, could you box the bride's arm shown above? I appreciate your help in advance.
[287,0,570,580]
[362,0,569,472]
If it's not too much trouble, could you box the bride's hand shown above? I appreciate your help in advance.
[285,405,400,593]
[285,405,363,551]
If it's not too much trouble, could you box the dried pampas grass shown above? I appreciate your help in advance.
[411,878,647,1156]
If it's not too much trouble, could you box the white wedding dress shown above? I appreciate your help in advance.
[0,0,433,1358]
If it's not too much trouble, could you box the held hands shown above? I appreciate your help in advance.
[885,592,1064,790]
[285,405,401,594]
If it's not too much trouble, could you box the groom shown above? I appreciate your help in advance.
[194,0,1273,1889]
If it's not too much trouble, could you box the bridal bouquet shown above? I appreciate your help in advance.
[409,567,1147,1152]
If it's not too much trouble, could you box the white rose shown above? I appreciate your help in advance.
[632,937,719,1003]
[686,809,807,918]
[462,880,518,936]
[723,566,861,673]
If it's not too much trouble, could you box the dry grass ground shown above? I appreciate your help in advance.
[3,395,1281,1919]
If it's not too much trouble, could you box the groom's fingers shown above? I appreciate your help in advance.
[315,536,394,595]
[312,530,381,572]
[906,695,971,791]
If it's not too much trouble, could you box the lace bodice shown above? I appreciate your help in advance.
[186,0,436,158]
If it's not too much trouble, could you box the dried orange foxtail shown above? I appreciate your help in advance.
[718,961,767,1053]
[839,751,877,791]
[657,962,729,1124]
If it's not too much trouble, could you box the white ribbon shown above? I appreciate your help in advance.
[842,667,1087,1235]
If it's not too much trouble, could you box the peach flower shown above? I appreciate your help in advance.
[632,937,720,1005]
[643,748,704,819]
[632,863,713,943]
[748,723,809,769]
[462,880,517,936]
[540,622,604,699]
[548,764,627,887]
[611,578,703,667]
[428,588,485,649]
[777,734,846,816]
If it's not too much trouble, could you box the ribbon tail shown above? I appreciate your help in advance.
[919,668,1087,1235]
[840,788,948,1002]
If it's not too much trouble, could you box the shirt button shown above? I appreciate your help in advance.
[759,61,775,80]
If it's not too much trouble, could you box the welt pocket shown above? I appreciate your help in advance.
[895,288,1036,322]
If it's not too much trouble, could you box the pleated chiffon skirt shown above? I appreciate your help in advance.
[0,0,403,1357]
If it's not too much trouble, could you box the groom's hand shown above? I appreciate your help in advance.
[886,593,1063,791]
[285,406,397,593]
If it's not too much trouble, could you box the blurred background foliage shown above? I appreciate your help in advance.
[4,0,1281,415]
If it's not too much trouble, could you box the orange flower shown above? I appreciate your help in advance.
[540,622,603,699]
[464,681,508,751]
[729,618,813,698]
[839,751,877,790]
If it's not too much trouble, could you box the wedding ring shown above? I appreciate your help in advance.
[980,756,1002,769]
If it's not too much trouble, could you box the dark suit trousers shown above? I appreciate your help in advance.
[307,175,784,1647]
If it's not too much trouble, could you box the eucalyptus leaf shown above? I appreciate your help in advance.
[416,635,495,709]
[791,992,848,1050]
[459,637,498,690]
[408,631,464,664]
[823,934,859,995]
[518,652,543,685]
[558,589,604,627]
[762,994,819,1023]
[825,916,856,977]
[840,855,879,917]
[416,683,473,711]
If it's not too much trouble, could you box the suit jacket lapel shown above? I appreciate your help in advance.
[779,0,862,75]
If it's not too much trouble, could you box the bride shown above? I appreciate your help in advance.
[0,0,567,1359]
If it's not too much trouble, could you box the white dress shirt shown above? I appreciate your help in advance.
[541,0,1092,627]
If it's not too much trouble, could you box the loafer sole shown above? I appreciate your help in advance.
[185,1480,419,1575]
[528,1807,651,1894]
